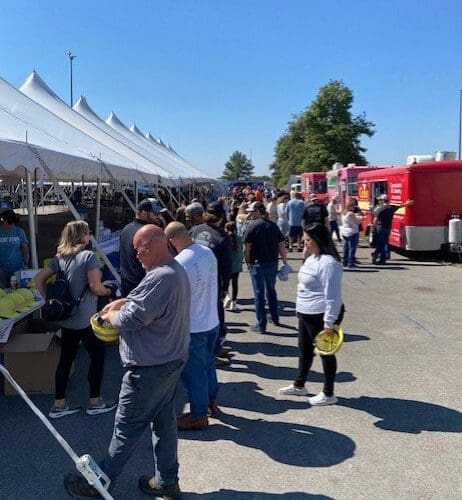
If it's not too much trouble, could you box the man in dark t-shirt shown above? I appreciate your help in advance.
[302,194,329,228]
[372,194,414,264]
[244,201,288,333]
[119,198,167,296]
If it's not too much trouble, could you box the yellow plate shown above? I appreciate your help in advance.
[313,325,344,355]
[90,313,120,343]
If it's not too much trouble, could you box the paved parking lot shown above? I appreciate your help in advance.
[1,242,461,499]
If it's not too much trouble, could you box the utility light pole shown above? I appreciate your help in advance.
[66,50,76,107]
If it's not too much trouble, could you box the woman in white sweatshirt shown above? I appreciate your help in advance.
[279,223,344,406]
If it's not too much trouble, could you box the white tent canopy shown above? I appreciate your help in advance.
[0,70,211,185]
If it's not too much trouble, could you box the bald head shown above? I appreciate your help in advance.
[165,221,192,253]
[133,224,172,269]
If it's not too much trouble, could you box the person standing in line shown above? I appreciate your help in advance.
[0,210,29,288]
[64,224,190,500]
[341,200,363,268]
[372,194,414,264]
[286,192,306,252]
[327,196,342,243]
[223,221,243,312]
[277,195,290,241]
[279,223,344,406]
[189,202,232,365]
[266,195,279,223]
[244,201,289,333]
[185,202,205,229]
[119,198,167,297]
[165,222,220,430]
[302,194,330,261]
[34,221,116,419]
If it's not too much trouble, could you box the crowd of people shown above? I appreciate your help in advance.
[0,183,413,499]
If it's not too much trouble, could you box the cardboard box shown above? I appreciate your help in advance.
[3,337,61,395]
[0,318,62,396]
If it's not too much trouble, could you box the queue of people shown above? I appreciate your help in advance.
[0,187,414,499]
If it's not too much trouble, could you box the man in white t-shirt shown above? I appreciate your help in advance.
[327,196,341,243]
[165,222,220,430]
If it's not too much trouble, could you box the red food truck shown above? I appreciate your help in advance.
[357,161,462,251]
[300,172,328,202]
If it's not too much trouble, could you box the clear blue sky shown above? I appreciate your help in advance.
[1,0,462,178]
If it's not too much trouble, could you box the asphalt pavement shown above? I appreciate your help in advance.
[1,241,461,499]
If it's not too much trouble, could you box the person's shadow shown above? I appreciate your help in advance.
[226,360,356,385]
[184,491,333,499]
[180,410,355,468]
[339,396,462,434]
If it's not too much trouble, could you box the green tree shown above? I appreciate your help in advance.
[271,80,375,187]
[222,151,254,180]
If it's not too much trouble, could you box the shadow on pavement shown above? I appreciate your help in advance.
[180,411,355,467]
[226,340,297,357]
[185,491,333,499]
[226,360,356,385]
[338,396,462,434]
[343,332,370,342]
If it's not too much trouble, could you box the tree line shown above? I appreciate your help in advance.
[222,80,375,188]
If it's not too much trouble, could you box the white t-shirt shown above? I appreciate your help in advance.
[175,243,219,333]
[341,212,362,237]
[296,253,343,329]
[327,201,339,221]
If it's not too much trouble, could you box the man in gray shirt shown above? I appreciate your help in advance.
[64,224,190,500]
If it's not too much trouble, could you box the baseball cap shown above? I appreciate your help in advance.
[379,194,388,201]
[185,202,204,215]
[246,201,266,213]
[137,198,167,213]
[309,194,318,201]
[206,202,225,219]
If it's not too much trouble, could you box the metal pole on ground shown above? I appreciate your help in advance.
[95,177,102,243]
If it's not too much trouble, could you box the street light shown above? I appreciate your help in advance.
[66,50,76,107]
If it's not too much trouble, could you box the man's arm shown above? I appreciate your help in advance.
[278,241,288,265]
[244,242,252,265]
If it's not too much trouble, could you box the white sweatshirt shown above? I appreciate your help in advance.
[296,253,343,329]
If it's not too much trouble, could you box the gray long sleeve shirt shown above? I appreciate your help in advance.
[112,260,191,367]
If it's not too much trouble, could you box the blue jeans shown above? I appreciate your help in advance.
[342,233,359,266]
[375,228,390,263]
[101,359,184,486]
[181,326,219,418]
[249,262,279,331]
[330,220,341,242]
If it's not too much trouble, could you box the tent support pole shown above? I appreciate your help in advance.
[25,169,39,269]
[27,146,120,282]
[134,181,138,207]
[166,186,179,207]
[95,178,102,243]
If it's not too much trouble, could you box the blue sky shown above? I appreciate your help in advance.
[1,0,462,178]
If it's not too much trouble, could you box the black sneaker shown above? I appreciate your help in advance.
[138,476,182,499]
[64,473,102,499]
[86,399,118,416]
[269,318,281,327]
[49,403,82,419]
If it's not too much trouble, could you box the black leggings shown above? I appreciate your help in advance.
[55,326,106,400]
[294,307,344,397]
[230,272,240,301]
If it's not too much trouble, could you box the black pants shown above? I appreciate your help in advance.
[55,326,106,400]
[294,306,344,397]
[229,272,240,301]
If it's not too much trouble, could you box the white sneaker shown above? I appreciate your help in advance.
[308,392,338,406]
[229,301,238,312]
[223,295,232,309]
[278,384,309,396]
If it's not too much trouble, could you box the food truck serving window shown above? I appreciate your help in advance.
[313,179,327,194]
